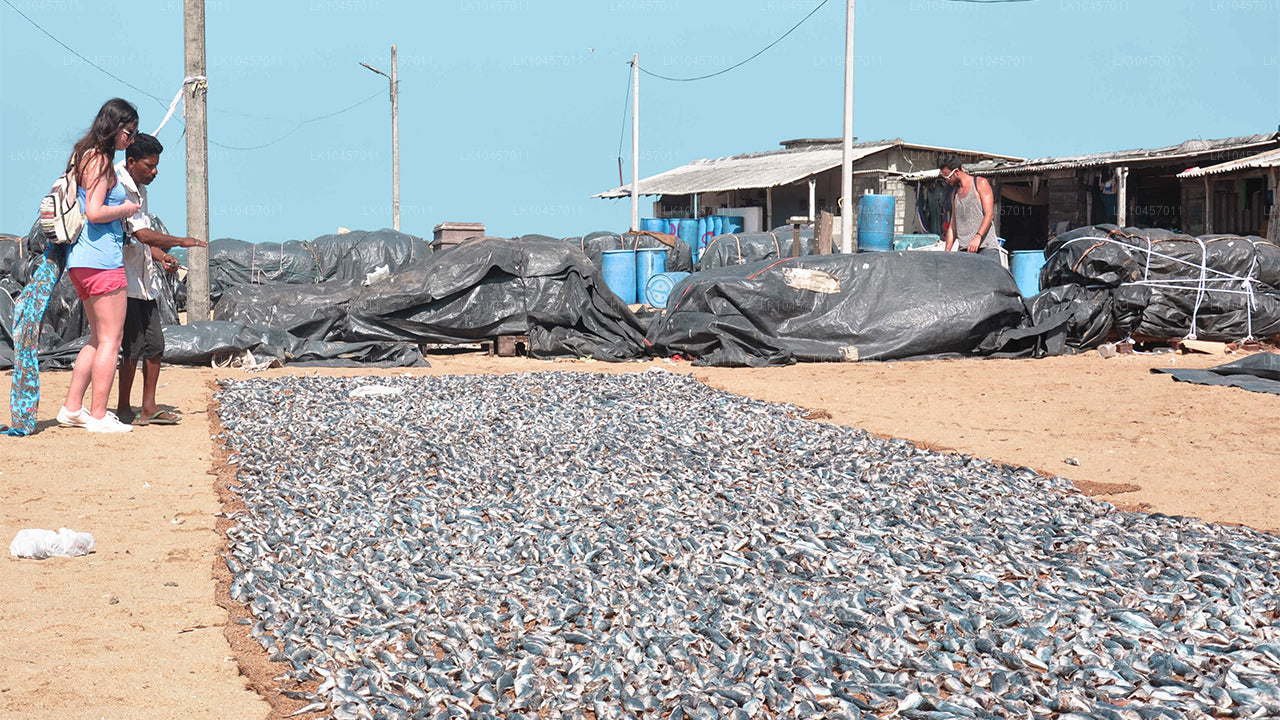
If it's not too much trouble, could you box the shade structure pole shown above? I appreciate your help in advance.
[840,0,855,252]
[631,53,640,232]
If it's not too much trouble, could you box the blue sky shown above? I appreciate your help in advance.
[2,0,1277,243]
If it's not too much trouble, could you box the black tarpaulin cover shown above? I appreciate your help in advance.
[697,230,827,272]
[343,236,648,361]
[23,321,427,369]
[1153,352,1280,395]
[162,321,428,368]
[1035,225,1280,348]
[213,281,362,340]
[0,219,186,369]
[208,228,429,303]
[646,251,1030,367]
[570,231,694,274]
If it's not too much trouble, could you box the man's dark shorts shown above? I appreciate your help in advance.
[121,298,164,361]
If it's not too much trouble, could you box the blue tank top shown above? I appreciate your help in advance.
[67,175,128,270]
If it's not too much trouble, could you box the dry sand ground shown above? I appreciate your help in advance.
[1,351,1277,719]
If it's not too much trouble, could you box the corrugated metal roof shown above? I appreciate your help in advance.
[1177,148,1280,178]
[592,139,1023,199]
[593,144,882,199]
[980,134,1280,177]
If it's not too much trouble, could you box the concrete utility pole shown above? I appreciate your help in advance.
[361,46,400,231]
[840,0,855,253]
[184,0,210,322]
[631,53,640,233]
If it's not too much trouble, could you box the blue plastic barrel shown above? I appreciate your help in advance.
[640,218,665,233]
[712,215,724,237]
[677,218,699,255]
[1010,249,1047,298]
[722,216,744,234]
[664,218,680,235]
[857,194,896,252]
[644,271,691,309]
[635,248,668,305]
[602,249,637,304]
[698,217,711,254]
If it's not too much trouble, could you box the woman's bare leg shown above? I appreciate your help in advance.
[63,297,101,414]
[83,288,127,420]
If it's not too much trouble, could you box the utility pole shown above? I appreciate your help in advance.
[392,45,399,231]
[361,45,400,232]
[840,0,855,253]
[184,0,210,322]
[631,53,640,233]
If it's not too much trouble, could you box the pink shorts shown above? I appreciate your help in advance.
[68,267,127,300]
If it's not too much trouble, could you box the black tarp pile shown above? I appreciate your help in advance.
[647,251,1032,366]
[0,223,431,370]
[1030,225,1280,353]
[215,236,648,361]
[569,231,694,274]
[697,228,829,271]
[208,228,430,303]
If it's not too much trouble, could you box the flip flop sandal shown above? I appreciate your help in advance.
[137,410,181,426]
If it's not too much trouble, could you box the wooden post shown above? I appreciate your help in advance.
[816,210,834,255]
[184,0,210,323]
[1268,168,1280,241]
[1204,177,1214,234]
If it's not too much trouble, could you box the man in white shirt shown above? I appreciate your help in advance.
[115,133,206,425]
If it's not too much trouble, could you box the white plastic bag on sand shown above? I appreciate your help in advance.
[348,385,404,399]
[9,528,95,559]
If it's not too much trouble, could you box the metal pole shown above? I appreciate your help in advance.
[631,53,640,233]
[184,0,210,322]
[1116,166,1129,227]
[840,0,855,253]
[808,178,816,221]
[391,44,399,232]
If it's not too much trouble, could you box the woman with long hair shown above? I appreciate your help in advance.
[56,97,142,433]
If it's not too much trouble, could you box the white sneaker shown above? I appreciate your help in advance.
[84,412,133,433]
[57,406,89,427]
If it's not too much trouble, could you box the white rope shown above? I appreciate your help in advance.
[151,75,207,136]
[1056,235,1263,340]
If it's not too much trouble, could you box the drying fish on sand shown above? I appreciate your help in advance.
[215,371,1280,719]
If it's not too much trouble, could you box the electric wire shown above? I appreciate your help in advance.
[616,64,633,185]
[2,0,389,153]
[638,0,830,82]
[2,0,169,108]
[209,88,386,151]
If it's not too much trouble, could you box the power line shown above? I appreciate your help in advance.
[638,0,831,82]
[616,62,633,181]
[941,0,1039,3]
[2,0,169,108]
[209,88,386,151]
[3,0,390,153]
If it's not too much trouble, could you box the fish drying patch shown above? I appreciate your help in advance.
[215,371,1280,720]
